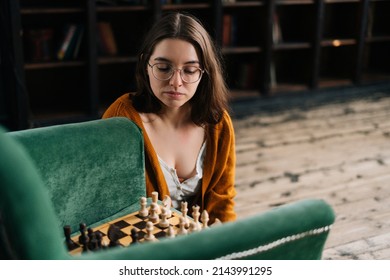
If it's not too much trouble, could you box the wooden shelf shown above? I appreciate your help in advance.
[25,61,85,70]
[2,0,390,129]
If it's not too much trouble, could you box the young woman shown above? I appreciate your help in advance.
[102,12,236,223]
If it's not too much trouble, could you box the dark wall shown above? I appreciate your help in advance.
[0,0,29,131]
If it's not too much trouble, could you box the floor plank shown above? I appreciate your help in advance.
[231,87,390,259]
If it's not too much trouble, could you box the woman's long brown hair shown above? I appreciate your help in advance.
[132,12,229,126]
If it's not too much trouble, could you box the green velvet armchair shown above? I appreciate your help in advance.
[0,117,335,259]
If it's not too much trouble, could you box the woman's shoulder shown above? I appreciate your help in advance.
[218,110,234,129]
[116,92,135,106]
[210,110,234,136]
[102,93,137,118]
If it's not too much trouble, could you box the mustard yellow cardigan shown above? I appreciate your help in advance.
[102,93,237,223]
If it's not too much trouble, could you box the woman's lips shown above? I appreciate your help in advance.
[164,91,184,98]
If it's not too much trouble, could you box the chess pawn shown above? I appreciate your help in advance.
[95,231,104,249]
[177,216,188,235]
[149,202,160,223]
[166,225,176,238]
[211,218,222,227]
[78,223,89,250]
[130,228,139,245]
[201,210,209,229]
[158,207,170,228]
[143,221,157,242]
[138,197,149,218]
[189,221,201,233]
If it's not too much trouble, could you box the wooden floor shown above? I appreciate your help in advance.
[230,86,390,259]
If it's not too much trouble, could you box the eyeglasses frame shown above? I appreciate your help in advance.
[147,62,205,84]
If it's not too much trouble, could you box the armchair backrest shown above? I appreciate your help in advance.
[6,118,145,233]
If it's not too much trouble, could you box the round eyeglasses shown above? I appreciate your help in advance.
[148,62,205,84]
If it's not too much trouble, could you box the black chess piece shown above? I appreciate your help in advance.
[107,224,122,247]
[95,231,104,249]
[130,228,139,245]
[78,223,89,252]
[63,225,77,251]
[88,231,99,251]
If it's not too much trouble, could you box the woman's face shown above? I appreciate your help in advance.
[147,38,203,110]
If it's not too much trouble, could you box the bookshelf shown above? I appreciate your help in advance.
[3,0,390,129]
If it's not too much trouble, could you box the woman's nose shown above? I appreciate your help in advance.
[169,70,183,88]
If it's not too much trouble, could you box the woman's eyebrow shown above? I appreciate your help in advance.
[153,57,200,65]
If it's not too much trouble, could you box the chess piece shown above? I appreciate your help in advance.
[130,228,139,245]
[88,231,99,251]
[211,218,222,227]
[143,221,157,242]
[166,225,176,238]
[95,231,104,249]
[159,207,170,228]
[180,201,190,228]
[87,227,94,242]
[63,225,77,251]
[163,195,172,218]
[151,191,161,214]
[149,202,160,223]
[191,205,201,231]
[138,196,149,218]
[178,216,188,235]
[201,209,209,229]
[78,223,89,252]
[107,224,122,247]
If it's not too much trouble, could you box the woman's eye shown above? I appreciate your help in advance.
[184,67,197,74]
[157,64,171,72]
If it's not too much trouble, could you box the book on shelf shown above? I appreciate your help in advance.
[25,28,54,62]
[366,4,375,39]
[222,14,237,47]
[272,13,283,44]
[57,24,84,61]
[72,26,85,59]
[237,62,256,89]
[97,22,118,56]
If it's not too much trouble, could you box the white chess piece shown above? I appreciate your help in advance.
[143,221,157,242]
[138,197,149,218]
[178,216,188,235]
[201,209,209,229]
[163,195,172,218]
[180,201,190,228]
[192,205,201,231]
[211,218,222,227]
[166,225,176,238]
[149,202,160,223]
[159,207,170,228]
[151,191,161,214]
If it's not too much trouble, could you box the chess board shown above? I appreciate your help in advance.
[66,209,189,255]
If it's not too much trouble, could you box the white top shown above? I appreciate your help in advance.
[158,142,206,209]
